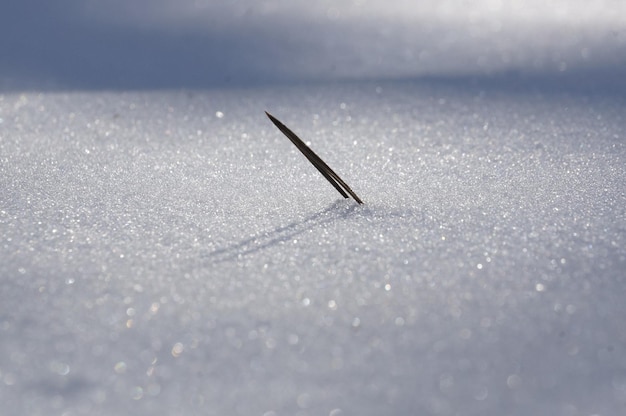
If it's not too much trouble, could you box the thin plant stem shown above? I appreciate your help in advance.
[266,111,363,204]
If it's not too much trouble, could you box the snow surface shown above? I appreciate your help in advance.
[1,1,626,416]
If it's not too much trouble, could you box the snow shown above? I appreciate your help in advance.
[1,1,626,416]
[3,0,626,89]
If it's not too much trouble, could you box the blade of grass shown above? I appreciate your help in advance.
[266,111,363,204]
[266,112,348,199]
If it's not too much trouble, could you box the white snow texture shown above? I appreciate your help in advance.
[1,1,626,416]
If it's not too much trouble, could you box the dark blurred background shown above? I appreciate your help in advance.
[1,0,625,91]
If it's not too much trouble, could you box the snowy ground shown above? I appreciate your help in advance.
[2,1,626,416]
